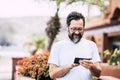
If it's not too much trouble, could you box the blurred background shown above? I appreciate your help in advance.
[0,0,120,80]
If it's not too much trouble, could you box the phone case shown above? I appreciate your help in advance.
[74,57,91,64]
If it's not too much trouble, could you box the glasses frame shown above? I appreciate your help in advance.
[69,27,84,32]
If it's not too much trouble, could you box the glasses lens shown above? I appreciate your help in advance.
[69,27,83,32]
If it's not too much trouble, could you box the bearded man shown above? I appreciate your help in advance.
[48,11,101,80]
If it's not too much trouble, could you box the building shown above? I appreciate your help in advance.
[84,0,120,61]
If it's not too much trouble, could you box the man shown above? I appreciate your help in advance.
[48,11,101,80]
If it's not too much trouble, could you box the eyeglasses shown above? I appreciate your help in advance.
[69,27,83,32]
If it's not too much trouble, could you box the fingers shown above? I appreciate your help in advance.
[72,63,80,67]
[80,60,93,69]
[80,61,89,69]
[70,59,93,69]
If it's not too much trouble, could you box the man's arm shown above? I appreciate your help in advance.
[80,60,101,77]
[90,62,101,77]
[49,63,79,79]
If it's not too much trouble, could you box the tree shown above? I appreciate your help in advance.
[45,0,62,51]
[34,0,108,51]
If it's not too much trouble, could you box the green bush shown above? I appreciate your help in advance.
[25,36,45,55]
[103,48,120,65]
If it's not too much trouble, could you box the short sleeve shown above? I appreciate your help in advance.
[48,43,60,66]
[91,42,101,63]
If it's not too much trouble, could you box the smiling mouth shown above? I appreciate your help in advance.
[74,34,79,38]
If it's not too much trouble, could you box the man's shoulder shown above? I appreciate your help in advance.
[53,39,67,46]
[82,38,96,45]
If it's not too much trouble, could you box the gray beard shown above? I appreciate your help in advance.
[68,34,82,44]
[73,38,80,43]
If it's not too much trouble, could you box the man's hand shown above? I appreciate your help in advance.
[49,63,79,79]
[80,60,101,77]
[80,59,93,69]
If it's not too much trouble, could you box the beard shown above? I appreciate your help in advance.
[68,32,83,44]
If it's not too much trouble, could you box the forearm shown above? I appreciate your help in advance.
[90,63,101,77]
[49,64,73,79]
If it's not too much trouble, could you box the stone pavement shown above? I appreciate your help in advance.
[0,57,12,80]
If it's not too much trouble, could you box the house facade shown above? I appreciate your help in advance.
[84,0,120,61]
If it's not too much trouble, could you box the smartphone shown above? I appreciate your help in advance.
[74,57,91,64]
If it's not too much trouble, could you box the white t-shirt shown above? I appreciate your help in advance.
[48,38,101,80]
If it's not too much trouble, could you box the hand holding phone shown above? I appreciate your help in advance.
[74,57,91,64]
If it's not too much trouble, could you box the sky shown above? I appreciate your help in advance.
[0,0,56,17]
[0,0,101,18]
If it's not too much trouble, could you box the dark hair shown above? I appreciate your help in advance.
[66,11,85,27]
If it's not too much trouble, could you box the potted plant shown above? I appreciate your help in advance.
[101,48,120,79]
[17,50,52,80]
[103,48,120,65]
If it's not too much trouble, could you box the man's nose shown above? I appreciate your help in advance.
[74,30,79,34]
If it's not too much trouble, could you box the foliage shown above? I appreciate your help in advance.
[81,0,107,11]
[45,15,61,51]
[17,50,52,80]
[92,76,100,80]
[103,48,120,65]
[25,36,45,55]
[51,0,108,11]
[45,0,61,51]
[45,0,108,51]
[103,49,111,62]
